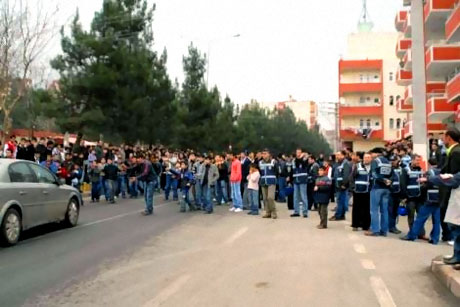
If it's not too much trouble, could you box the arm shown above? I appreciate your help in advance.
[428,173,460,189]
[342,162,351,187]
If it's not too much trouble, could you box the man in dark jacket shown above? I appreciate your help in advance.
[103,158,119,204]
[330,150,351,221]
[137,154,157,215]
[440,128,460,244]
[240,151,251,209]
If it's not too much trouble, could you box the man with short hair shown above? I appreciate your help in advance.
[351,153,372,231]
[291,148,309,218]
[137,154,157,215]
[103,158,119,204]
[260,149,278,219]
[330,150,351,221]
[229,153,243,212]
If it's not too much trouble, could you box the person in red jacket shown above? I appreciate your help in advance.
[229,153,243,212]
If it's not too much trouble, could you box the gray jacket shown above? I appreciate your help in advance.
[199,163,219,187]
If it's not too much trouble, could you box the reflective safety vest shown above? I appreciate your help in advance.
[391,168,402,194]
[354,163,370,193]
[286,161,293,174]
[292,160,308,184]
[259,159,277,186]
[336,161,346,188]
[426,168,440,203]
[406,168,422,198]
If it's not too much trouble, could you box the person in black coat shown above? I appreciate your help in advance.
[439,128,460,242]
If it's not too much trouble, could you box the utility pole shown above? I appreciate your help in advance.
[409,0,428,164]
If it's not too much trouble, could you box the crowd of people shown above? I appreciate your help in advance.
[1,127,460,268]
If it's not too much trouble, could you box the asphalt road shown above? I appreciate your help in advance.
[1,197,459,307]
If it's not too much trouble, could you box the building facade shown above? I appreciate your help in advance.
[395,0,460,138]
[276,97,318,129]
[339,32,406,152]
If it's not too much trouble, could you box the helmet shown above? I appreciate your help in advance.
[398,206,408,216]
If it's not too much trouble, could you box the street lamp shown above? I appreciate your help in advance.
[206,34,241,88]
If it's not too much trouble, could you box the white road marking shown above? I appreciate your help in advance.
[143,274,191,307]
[370,276,397,307]
[353,243,367,254]
[224,227,249,245]
[348,233,359,241]
[360,259,376,270]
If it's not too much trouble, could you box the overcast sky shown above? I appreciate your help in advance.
[52,0,404,106]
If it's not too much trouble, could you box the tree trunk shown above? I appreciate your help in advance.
[1,110,12,148]
[72,132,84,154]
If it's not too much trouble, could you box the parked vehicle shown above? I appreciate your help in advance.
[0,159,83,246]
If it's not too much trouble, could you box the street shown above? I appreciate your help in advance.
[0,197,459,307]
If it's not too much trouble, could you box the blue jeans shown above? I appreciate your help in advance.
[231,182,243,209]
[91,180,101,201]
[165,175,178,200]
[129,179,138,197]
[102,178,110,200]
[335,190,349,218]
[106,179,117,202]
[278,177,287,202]
[216,180,228,204]
[293,183,308,216]
[202,185,212,212]
[448,224,460,261]
[117,175,127,198]
[195,181,203,208]
[179,189,190,211]
[388,194,400,231]
[407,204,440,243]
[249,189,259,214]
[144,181,155,213]
[370,188,390,235]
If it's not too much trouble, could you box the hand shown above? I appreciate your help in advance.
[286,177,290,182]
[340,185,346,190]
[417,177,427,183]
[441,174,454,180]
[384,179,391,186]
[314,186,318,191]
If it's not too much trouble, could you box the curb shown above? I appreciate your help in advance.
[431,256,460,298]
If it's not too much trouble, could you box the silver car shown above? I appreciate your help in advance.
[0,159,82,246]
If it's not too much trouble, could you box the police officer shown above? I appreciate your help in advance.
[365,148,393,236]
[259,149,279,219]
[401,158,441,244]
[351,152,372,231]
[330,150,351,221]
[401,155,427,240]
[290,148,309,218]
[307,155,320,211]
[388,156,402,234]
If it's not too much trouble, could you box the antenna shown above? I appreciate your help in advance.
[358,0,374,32]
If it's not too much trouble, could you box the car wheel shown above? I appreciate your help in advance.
[63,199,79,227]
[1,208,22,246]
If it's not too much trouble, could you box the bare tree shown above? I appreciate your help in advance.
[0,0,58,144]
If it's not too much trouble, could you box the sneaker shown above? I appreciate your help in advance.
[229,207,236,212]
[234,208,243,213]
[290,213,300,217]
[389,228,402,234]
[448,240,454,246]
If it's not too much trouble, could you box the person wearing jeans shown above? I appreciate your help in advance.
[330,151,351,221]
[137,154,157,215]
[291,149,309,217]
[366,148,393,236]
[247,163,260,215]
[199,156,219,214]
[229,153,243,212]
[103,158,119,204]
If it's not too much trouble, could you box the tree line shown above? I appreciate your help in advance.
[3,0,331,156]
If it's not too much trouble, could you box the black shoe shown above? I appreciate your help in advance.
[303,214,308,218]
[389,228,402,234]
[205,211,213,214]
[141,211,153,216]
[290,213,300,217]
[400,236,414,241]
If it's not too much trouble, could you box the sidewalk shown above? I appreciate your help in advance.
[431,256,460,298]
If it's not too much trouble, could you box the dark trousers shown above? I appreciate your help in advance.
[388,194,400,231]
[307,183,317,210]
[407,199,426,237]
[351,192,371,230]
[441,202,453,241]
[319,203,329,227]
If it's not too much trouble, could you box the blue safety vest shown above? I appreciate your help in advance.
[406,167,422,198]
[292,160,308,184]
[426,168,440,203]
[336,160,347,188]
[391,167,402,194]
[259,159,277,186]
[354,163,370,193]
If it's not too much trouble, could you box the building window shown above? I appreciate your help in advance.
[375,121,380,127]
[366,119,371,128]
[360,119,364,128]
[396,95,401,101]
[389,96,394,106]
[396,118,401,129]
[366,97,371,102]
[359,97,365,104]
[389,118,394,129]
[360,74,364,82]
[374,98,380,104]
[389,72,393,81]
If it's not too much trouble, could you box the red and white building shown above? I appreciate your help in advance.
[276,97,318,129]
[395,0,460,138]
[338,32,405,152]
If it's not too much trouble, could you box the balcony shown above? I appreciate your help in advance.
[446,3,460,42]
[339,59,382,71]
[425,45,460,81]
[395,10,408,32]
[397,98,413,113]
[396,69,412,86]
[427,81,447,97]
[403,49,412,70]
[404,13,412,38]
[396,38,412,58]
[340,105,382,117]
[424,0,456,38]
[402,121,447,138]
[339,82,382,96]
[340,127,384,141]
[447,71,460,103]
[404,85,413,104]
[427,96,458,122]
[456,104,460,123]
